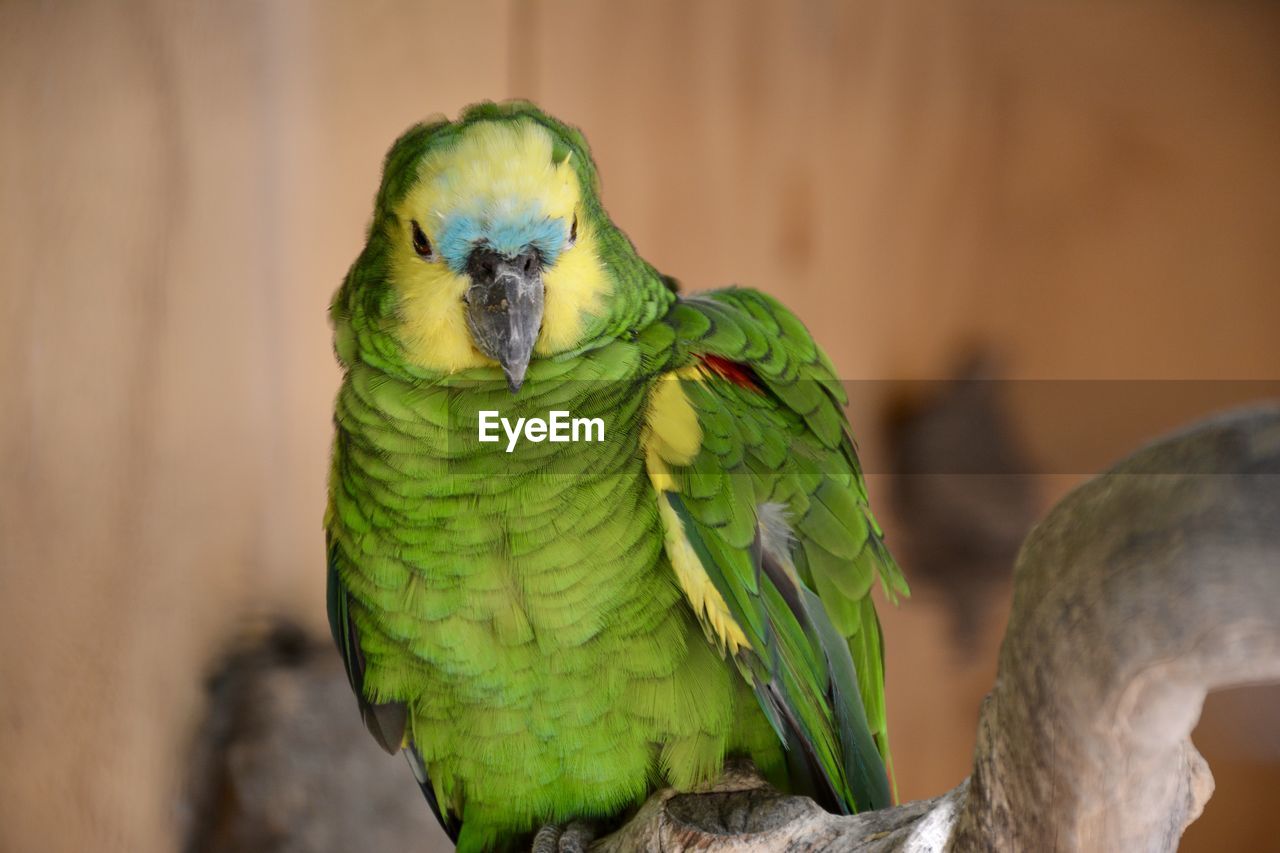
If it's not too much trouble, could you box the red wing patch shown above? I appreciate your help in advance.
[697,353,763,392]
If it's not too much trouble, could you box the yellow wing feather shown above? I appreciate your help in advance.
[643,370,750,655]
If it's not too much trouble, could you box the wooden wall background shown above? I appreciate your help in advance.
[2,1,1278,851]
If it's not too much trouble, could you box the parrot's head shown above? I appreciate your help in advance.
[336,101,654,392]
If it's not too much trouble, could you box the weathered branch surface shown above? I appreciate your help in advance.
[601,406,1280,852]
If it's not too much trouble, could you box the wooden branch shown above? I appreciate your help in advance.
[600,406,1280,852]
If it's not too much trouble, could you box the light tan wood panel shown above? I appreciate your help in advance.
[0,2,508,851]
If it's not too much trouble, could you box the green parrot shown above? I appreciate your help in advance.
[326,101,908,852]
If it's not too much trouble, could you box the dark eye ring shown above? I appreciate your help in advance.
[567,214,578,247]
[411,220,432,259]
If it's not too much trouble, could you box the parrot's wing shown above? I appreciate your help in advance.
[327,545,460,841]
[645,290,908,813]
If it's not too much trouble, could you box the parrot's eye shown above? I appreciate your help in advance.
[567,215,578,248]
[410,220,433,259]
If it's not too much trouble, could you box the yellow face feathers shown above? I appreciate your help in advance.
[387,119,609,375]
[387,239,484,373]
[407,119,579,228]
[539,216,606,354]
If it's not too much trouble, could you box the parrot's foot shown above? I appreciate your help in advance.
[531,820,597,853]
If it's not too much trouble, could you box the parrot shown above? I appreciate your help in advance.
[326,101,909,852]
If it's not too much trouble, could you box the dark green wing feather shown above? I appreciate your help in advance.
[663,492,889,812]
[653,289,908,811]
[327,544,459,841]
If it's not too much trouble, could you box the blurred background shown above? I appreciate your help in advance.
[2,1,1279,851]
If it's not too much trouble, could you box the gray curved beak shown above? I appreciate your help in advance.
[463,247,544,393]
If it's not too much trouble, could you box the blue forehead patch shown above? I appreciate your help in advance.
[436,204,571,274]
